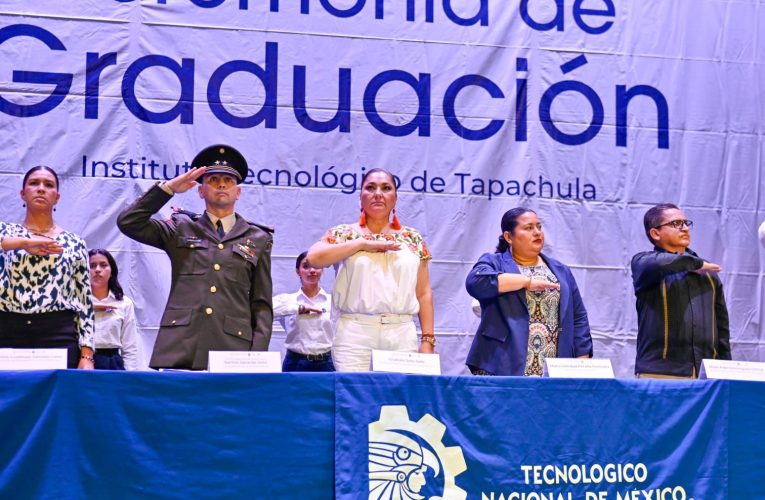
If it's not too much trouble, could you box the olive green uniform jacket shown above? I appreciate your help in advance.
[118,185,273,369]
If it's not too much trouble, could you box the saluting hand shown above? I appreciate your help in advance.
[695,261,722,274]
[526,279,560,292]
[298,305,324,315]
[164,167,207,194]
[25,235,64,256]
[360,239,401,253]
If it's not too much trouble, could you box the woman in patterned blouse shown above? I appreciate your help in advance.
[0,166,95,369]
[307,168,436,371]
[465,207,593,376]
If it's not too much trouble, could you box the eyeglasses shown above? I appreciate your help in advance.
[655,219,693,230]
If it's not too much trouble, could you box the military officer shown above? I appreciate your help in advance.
[117,145,273,370]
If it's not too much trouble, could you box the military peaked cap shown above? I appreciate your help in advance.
[191,144,248,184]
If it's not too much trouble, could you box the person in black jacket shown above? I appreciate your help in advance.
[631,203,731,378]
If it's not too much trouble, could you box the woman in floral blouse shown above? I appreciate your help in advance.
[0,166,95,369]
[307,168,436,371]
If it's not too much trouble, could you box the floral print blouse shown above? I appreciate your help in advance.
[322,224,431,261]
[322,224,431,315]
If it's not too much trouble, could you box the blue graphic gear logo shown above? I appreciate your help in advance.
[369,406,467,500]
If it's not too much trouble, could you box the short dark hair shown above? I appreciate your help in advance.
[295,251,309,269]
[496,207,536,253]
[643,203,679,245]
[361,168,397,192]
[88,249,125,301]
[23,165,59,190]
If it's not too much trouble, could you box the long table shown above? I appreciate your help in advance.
[1,372,763,499]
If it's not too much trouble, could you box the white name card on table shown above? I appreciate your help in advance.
[543,358,615,379]
[0,348,67,370]
[699,359,765,382]
[372,350,441,376]
[207,351,282,373]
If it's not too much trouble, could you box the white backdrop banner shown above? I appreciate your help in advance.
[1,0,763,375]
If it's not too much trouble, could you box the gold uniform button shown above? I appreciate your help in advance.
[218,243,224,250]
[213,264,221,271]
[190,244,195,248]
[171,320,177,325]
[237,331,243,336]
[205,307,213,315]
[26,320,32,325]
[210,286,217,293]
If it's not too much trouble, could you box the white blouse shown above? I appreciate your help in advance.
[272,288,333,355]
[92,292,141,371]
[322,225,431,316]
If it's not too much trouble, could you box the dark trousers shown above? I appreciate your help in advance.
[95,348,125,370]
[0,311,80,368]
[282,349,335,372]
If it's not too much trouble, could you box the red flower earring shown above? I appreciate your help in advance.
[359,208,367,227]
[391,208,401,230]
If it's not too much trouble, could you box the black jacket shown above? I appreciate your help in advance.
[631,247,731,376]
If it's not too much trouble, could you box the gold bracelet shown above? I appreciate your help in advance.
[421,335,436,347]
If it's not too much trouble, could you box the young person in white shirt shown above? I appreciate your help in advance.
[273,251,334,372]
[89,249,140,370]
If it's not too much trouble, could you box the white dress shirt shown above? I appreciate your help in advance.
[272,288,333,355]
[92,292,140,371]
[205,212,237,235]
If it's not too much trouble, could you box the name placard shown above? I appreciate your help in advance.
[0,348,68,370]
[699,359,765,381]
[371,350,441,375]
[207,351,282,373]
[543,358,615,379]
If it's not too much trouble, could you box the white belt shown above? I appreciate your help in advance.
[341,313,412,325]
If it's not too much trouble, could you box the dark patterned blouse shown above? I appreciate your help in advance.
[518,261,561,376]
[0,222,95,349]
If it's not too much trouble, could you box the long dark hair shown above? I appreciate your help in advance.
[295,251,308,269]
[88,249,125,301]
[23,165,60,189]
[495,207,536,253]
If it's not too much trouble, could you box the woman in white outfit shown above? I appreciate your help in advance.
[307,169,436,371]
